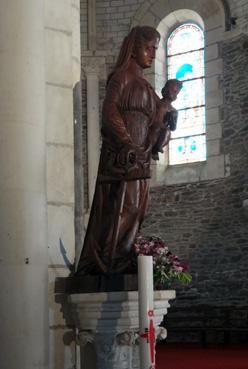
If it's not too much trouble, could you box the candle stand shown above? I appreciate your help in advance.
[68,290,175,369]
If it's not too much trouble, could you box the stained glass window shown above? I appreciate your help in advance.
[167,23,206,165]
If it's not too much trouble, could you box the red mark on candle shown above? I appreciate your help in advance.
[149,317,155,363]
[140,315,155,365]
[148,309,154,317]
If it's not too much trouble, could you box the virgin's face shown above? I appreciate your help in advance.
[133,37,159,69]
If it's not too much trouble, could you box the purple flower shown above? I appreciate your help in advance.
[133,234,192,286]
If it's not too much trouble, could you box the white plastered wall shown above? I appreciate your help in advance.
[44,0,81,367]
[131,0,234,186]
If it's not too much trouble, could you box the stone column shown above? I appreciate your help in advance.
[68,290,175,369]
[82,57,106,210]
[0,1,49,369]
[72,0,85,266]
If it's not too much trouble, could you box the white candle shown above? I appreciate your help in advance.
[138,255,155,369]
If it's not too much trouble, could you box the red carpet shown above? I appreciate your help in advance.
[156,343,248,369]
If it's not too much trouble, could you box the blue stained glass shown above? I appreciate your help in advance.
[169,135,206,165]
[191,141,196,151]
[167,50,204,80]
[176,64,193,79]
[167,23,206,165]
[173,78,205,110]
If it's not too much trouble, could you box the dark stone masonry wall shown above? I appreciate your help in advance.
[141,34,248,342]
[145,176,248,304]
[143,34,248,341]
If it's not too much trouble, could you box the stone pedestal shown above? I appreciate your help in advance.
[68,290,175,369]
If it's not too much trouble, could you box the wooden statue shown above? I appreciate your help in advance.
[161,79,183,131]
[152,79,183,159]
[76,26,173,275]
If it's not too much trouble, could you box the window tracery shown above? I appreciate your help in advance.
[167,23,206,165]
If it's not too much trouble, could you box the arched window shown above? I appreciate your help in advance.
[167,23,206,165]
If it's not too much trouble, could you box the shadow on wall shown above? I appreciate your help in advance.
[59,238,75,274]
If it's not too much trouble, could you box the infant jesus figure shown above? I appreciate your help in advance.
[152,78,183,159]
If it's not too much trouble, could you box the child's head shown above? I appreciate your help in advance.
[161,79,183,101]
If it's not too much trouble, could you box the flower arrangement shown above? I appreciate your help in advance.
[133,235,192,288]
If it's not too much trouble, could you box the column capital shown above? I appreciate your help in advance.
[77,329,139,346]
[82,57,106,78]
[77,330,94,347]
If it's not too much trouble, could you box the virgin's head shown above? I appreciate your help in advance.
[108,26,160,81]
[133,27,160,69]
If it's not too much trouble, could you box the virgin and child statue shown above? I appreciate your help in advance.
[76,26,182,275]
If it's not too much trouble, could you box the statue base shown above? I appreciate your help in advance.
[68,290,176,369]
[55,274,138,294]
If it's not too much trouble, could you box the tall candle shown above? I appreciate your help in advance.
[138,255,155,369]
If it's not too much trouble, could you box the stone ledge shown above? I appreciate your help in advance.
[68,290,176,331]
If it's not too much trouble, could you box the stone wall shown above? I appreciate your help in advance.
[45,0,80,366]
[229,0,248,32]
[143,33,248,341]
[81,79,89,210]
[96,0,141,52]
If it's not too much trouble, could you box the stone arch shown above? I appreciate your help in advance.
[131,0,228,89]
[131,0,229,31]
[154,10,204,95]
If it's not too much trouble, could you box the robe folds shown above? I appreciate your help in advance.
[76,65,165,274]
